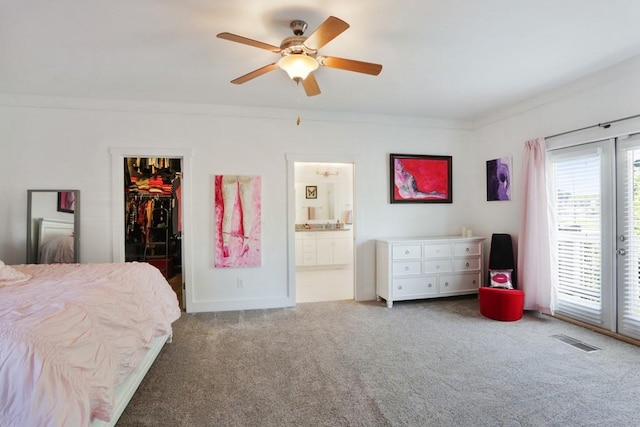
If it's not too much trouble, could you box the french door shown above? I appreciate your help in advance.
[616,135,640,340]
[549,135,640,341]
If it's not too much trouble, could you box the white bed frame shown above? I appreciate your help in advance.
[92,333,171,427]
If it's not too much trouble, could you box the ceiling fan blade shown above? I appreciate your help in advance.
[320,56,383,76]
[302,73,321,96]
[303,16,349,51]
[230,63,279,84]
[217,32,281,52]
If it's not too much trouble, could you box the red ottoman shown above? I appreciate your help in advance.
[478,287,525,321]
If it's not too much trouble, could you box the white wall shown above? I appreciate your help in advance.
[470,56,640,264]
[4,56,637,312]
[0,96,473,311]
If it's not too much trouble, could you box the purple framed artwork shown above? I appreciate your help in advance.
[390,154,452,203]
[486,157,512,201]
[214,175,262,268]
[57,191,76,213]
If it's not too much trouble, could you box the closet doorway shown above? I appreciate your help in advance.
[293,161,355,303]
[124,157,184,309]
[110,148,192,312]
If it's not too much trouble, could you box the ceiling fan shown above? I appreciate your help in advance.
[217,16,383,96]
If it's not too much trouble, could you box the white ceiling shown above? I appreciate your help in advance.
[2,0,640,121]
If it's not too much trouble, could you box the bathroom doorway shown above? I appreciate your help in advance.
[293,161,354,303]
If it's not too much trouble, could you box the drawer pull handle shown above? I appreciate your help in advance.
[466,262,470,267]
[428,283,432,288]
[404,266,410,271]
[466,248,470,252]
[444,282,449,287]
[436,265,440,269]
[398,285,403,290]
[436,249,440,253]
[405,250,409,254]
[472,280,477,285]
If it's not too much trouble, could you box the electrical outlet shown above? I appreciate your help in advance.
[237,278,243,288]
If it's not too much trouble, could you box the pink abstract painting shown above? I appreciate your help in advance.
[214,175,262,268]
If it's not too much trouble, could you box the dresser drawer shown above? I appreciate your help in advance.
[439,273,481,295]
[424,259,452,273]
[423,244,452,258]
[392,261,421,276]
[453,257,481,272]
[393,277,437,298]
[392,244,422,259]
[454,242,481,257]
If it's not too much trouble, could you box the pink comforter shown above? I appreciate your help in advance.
[0,262,181,427]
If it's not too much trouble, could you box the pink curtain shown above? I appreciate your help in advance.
[517,138,553,314]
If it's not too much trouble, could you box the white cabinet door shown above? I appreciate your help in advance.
[332,237,351,264]
[315,238,333,265]
[316,232,352,265]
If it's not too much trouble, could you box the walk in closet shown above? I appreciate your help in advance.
[124,157,182,280]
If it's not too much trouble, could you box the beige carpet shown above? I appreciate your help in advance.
[118,297,640,426]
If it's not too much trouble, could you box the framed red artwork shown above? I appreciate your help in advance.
[57,191,76,213]
[390,153,452,203]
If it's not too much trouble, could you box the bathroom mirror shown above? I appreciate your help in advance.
[27,190,80,264]
[295,182,336,222]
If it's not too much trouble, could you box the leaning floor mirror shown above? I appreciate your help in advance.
[27,189,80,264]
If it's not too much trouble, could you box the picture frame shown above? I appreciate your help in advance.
[305,185,318,199]
[57,191,76,213]
[486,156,512,201]
[390,154,452,204]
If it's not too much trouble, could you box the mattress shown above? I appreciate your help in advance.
[0,262,181,426]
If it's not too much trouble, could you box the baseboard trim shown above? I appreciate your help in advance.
[552,313,640,348]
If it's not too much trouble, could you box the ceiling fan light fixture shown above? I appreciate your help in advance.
[277,54,319,81]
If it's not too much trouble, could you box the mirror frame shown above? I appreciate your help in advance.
[27,189,80,264]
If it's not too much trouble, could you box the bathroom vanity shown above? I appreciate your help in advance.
[295,228,352,267]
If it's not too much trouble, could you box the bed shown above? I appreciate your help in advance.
[37,218,75,264]
[0,261,181,426]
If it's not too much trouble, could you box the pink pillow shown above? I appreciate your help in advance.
[489,269,513,289]
[0,261,31,286]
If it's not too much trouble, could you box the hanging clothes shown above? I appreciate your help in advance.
[172,173,182,233]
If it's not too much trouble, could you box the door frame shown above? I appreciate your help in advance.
[110,147,193,312]
[286,153,358,303]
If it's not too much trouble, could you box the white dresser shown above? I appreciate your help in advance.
[376,236,485,308]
